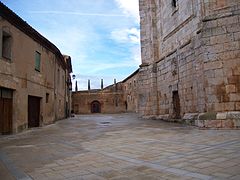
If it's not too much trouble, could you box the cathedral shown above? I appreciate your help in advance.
[137,0,240,128]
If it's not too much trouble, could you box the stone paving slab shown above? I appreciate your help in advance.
[0,113,240,180]
[0,160,15,180]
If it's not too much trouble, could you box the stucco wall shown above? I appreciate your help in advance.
[0,17,68,133]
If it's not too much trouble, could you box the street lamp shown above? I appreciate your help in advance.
[72,74,76,80]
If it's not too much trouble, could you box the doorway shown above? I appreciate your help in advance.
[28,96,41,128]
[91,101,101,113]
[0,88,13,134]
[172,91,181,119]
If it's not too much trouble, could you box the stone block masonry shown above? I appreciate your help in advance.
[138,0,240,128]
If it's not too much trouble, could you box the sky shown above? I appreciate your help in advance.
[1,0,140,90]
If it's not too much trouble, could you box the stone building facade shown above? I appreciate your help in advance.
[72,82,126,114]
[72,69,140,114]
[122,69,139,113]
[138,0,240,128]
[64,55,73,117]
[0,2,72,134]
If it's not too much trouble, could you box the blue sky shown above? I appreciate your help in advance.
[1,0,140,90]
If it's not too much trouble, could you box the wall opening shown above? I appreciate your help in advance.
[2,31,12,60]
[28,96,41,128]
[35,51,41,72]
[172,0,178,8]
[172,91,180,119]
[0,87,13,134]
[91,101,101,113]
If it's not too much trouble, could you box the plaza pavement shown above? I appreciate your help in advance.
[0,113,240,180]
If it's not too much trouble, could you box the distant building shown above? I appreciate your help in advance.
[64,55,73,117]
[72,70,139,114]
[122,69,139,113]
[0,2,72,134]
[72,81,126,114]
[138,0,240,128]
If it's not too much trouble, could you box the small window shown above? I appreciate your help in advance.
[35,51,41,72]
[2,31,12,60]
[172,0,178,8]
[46,93,49,103]
[0,87,13,99]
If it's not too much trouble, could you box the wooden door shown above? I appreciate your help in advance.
[28,96,40,128]
[0,88,13,135]
[91,101,101,113]
[172,91,181,119]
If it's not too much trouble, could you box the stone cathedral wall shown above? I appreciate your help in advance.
[138,0,240,128]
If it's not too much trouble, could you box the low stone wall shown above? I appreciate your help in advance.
[143,112,240,129]
[183,112,240,128]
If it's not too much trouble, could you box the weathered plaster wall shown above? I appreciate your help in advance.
[0,17,68,133]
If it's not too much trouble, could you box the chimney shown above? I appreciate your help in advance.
[88,79,91,91]
[75,81,78,92]
[114,79,117,92]
[101,79,103,90]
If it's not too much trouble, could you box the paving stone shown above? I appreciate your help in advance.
[0,114,239,179]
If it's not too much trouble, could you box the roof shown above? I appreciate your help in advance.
[121,69,139,83]
[0,2,66,69]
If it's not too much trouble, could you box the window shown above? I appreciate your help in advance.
[172,0,178,8]
[2,31,12,60]
[35,51,41,71]
[46,93,49,103]
[0,87,13,99]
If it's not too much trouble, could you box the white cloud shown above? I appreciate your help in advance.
[115,0,140,22]
[131,46,141,65]
[110,28,141,67]
[110,28,140,44]
[78,61,137,74]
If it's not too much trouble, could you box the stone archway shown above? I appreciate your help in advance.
[91,101,101,113]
